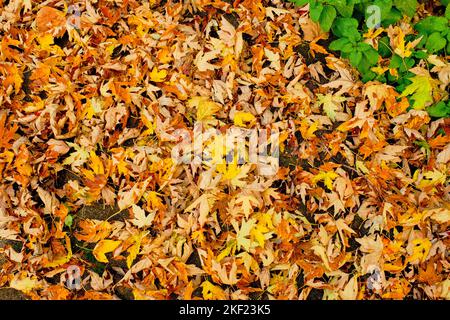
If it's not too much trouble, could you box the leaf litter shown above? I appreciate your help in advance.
[0,0,448,300]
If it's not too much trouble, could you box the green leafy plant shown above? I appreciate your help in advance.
[288,0,421,81]
[427,101,450,118]
[415,16,450,53]
[288,0,450,118]
[328,17,379,78]
[289,0,418,31]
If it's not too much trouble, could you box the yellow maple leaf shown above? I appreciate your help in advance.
[234,111,256,127]
[88,151,104,175]
[418,170,446,188]
[201,280,226,300]
[117,178,151,210]
[157,47,173,64]
[150,67,167,82]
[299,119,319,139]
[43,235,73,268]
[83,97,103,120]
[250,212,274,248]
[381,278,410,299]
[10,273,41,294]
[399,209,425,227]
[340,276,358,300]
[126,233,145,268]
[317,94,346,122]
[2,64,23,94]
[217,240,236,262]
[37,34,54,50]
[93,240,121,263]
[363,27,384,40]
[145,191,165,211]
[15,144,33,177]
[438,279,450,299]
[216,161,251,187]
[235,195,259,218]
[216,161,241,180]
[408,238,432,264]
[185,193,217,227]
[232,218,256,252]
[191,229,206,245]
[129,204,155,229]
[311,243,332,271]
[141,113,155,136]
[423,208,450,224]
[391,27,421,58]
[63,142,89,166]
[188,96,222,121]
[312,171,339,190]
[37,34,64,55]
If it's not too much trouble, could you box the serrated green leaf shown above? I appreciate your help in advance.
[291,0,309,5]
[319,5,337,32]
[378,36,392,58]
[334,0,354,17]
[372,0,393,19]
[332,17,361,42]
[394,0,418,17]
[349,50,363,66]
[425,32,447,53]
[329,38,353,52]
[381,8,402,26]
[427,101,450,118]
[400,75,435,109]
[363,47,379,65]
[415,16,448,35]
[310,2,324,22]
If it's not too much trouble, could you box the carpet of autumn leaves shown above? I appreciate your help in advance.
[0,0,449,300]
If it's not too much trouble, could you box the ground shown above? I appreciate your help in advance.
[0,0,449,300]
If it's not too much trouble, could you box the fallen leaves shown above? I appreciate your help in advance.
[0,0,448,302]
[400,74,438,110]
[129,205,155,229]
[195,50,221,72]
[149,68,168,83]
[188,96,222,122]
[317,93,346,122]
[201,280,227,300]
[234,111,256,127]
[93,240,121,263]
[312,170,339,190]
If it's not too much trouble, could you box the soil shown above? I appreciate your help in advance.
[75,203,129,223]
[0,288,30,300]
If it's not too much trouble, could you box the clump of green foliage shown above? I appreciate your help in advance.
[288,0,450,117]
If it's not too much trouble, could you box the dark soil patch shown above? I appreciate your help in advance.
[75,203,129,222]
[0,238,23,252]
[114,285,134,300]
[0,288,30,300]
